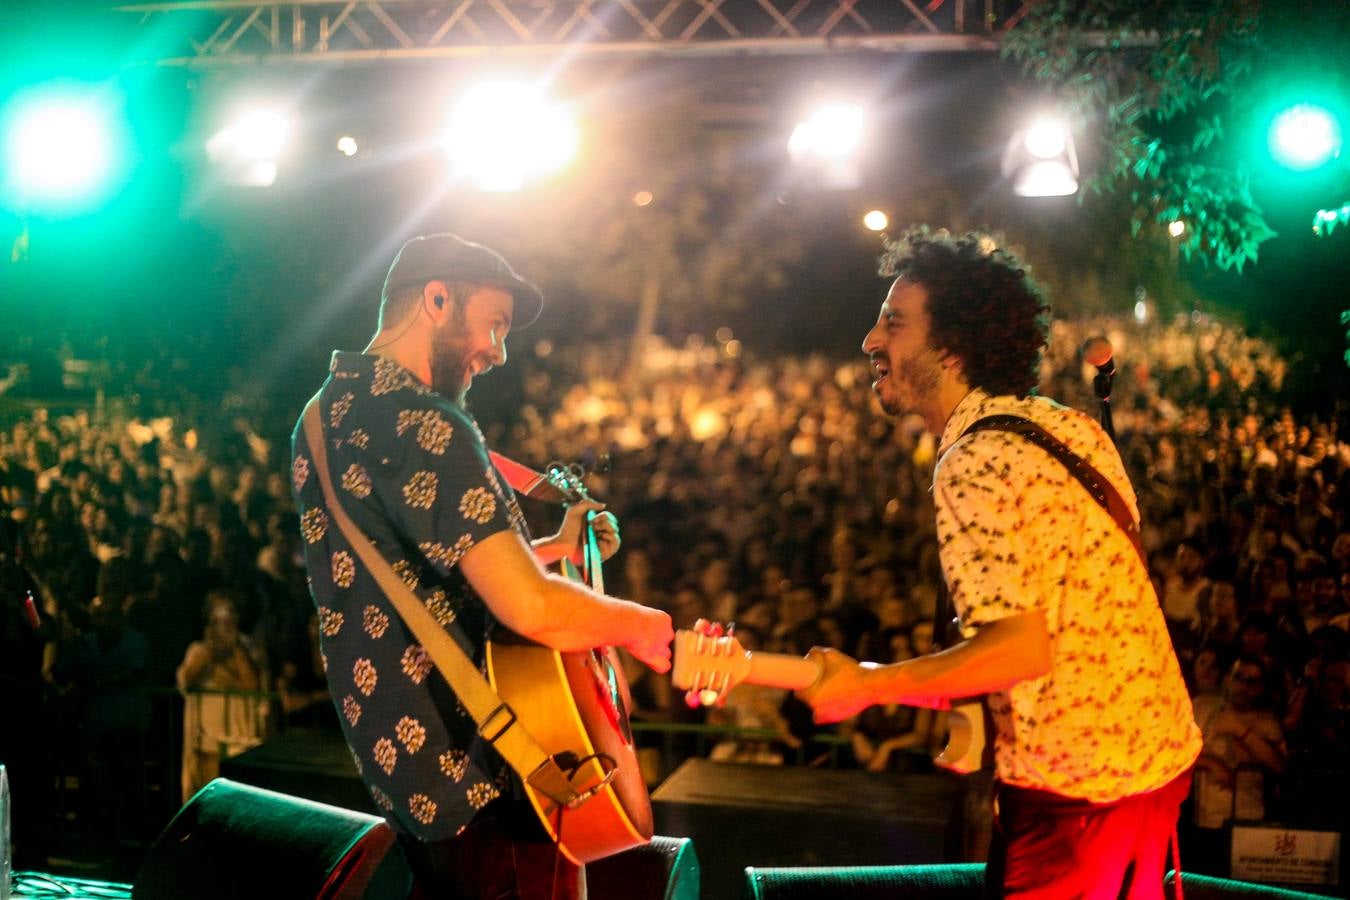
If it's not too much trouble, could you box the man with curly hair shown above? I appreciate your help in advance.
[800,228,1200,898]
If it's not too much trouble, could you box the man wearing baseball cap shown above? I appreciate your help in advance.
[290,234,673,898]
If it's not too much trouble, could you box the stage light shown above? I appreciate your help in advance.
[1014,161,1078,196]
[337,135,359,157]
[4,90,123,210]
[1168,220,1186,237]
[444,82,578,192]
[863,210,889,231]
[1268,104,1341,171]
[788,104,864,163]
[207,108,290,187]
[1005,114,1079,197]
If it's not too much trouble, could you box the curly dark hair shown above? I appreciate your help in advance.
[878,227,1051,398]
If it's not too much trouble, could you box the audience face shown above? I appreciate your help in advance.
[1193,648,1222,694]
[1227,661,1266,710]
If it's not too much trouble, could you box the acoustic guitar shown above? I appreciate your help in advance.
[483,459,653,865]
[671,626,989,774]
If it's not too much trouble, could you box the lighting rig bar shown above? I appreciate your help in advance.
[111,0,1032,65]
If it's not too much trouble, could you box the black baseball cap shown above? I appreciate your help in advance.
[382,233,544,329]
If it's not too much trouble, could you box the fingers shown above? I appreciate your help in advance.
[639,642,672,674]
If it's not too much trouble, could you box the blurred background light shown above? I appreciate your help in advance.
[444,82,578,192]
[863,209,889,231]
[1168,219,1186,237]
[336,135,359,157]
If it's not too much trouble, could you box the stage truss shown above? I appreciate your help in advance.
[111,0,1034,65]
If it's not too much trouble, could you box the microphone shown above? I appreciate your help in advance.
[24,590,41,630]
[1081,335,1114,377]
[1081,335,1117,441]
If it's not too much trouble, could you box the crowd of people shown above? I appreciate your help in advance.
[1,308,1347,874]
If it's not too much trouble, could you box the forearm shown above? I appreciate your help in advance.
[530,536,570,566]
[865,611,1052,706]
[507,573,652,652]
[1237,729,1286,773]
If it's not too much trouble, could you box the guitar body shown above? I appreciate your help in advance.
[933,699,991,775]
[485,632,653,865]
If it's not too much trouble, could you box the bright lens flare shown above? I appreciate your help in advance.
[445,83,579,191]
[863,210,889,231]
[1168,220,1186,237]
[337,135,359,157]
[1269,104,1342,171]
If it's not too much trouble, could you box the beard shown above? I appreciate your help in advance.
[877,350,943,417]
[430,329,472,406]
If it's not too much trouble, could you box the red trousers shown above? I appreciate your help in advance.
[985,770,1192,900]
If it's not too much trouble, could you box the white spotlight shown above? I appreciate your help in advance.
[789,104,864,162]
[337,135,359,157]
[207,108,290,187]
[444,82,578,192]
[1024,118,1069,159]
[1168,220,1186,237]
[1005,116,1079,198]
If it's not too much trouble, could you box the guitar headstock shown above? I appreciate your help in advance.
[671,623,753,707]
[542,462,592,505]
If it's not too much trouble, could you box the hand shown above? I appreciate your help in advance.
[866,750,891,773]
[553,501,621,565]
[682,619,731,709]
[626,606,674,674]
[795,647,879,725]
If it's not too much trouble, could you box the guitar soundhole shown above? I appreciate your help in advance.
[586,650,633,746]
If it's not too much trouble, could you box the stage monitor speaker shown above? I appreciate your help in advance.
[743,864,985,899]
[589,835,700,900]
[654,760,964,900]
[133,778,411,900]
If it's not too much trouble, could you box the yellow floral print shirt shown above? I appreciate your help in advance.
[292,352,529,839]
[935,389,1201,802]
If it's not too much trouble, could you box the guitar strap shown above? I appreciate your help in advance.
[301,395,584,810]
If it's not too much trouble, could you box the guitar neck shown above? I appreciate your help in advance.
[742,651,821,692]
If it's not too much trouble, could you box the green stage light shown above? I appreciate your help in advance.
[3,86,126,212]
[1268,103,1342,170]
